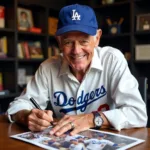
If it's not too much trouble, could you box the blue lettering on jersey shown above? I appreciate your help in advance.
[54,85,106,113]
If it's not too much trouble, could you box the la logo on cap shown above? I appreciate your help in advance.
[72,9,80,20]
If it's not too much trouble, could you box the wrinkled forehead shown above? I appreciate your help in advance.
[59,31,92,40]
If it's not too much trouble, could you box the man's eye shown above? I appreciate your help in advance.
[63,41,72,46]
[80,40,88,45]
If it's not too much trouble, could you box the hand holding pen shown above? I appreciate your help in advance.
[28,97,56,131]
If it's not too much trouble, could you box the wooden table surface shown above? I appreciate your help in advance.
[0,114,150,150]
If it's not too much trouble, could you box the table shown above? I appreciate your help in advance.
[0,114,150,150]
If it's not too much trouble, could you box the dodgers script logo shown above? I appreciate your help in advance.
[54,85,107,114]
[72,9,80,20]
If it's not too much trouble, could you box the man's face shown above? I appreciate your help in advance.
[58,31,100,74]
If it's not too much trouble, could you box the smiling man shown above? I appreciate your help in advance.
[7,4,147,136]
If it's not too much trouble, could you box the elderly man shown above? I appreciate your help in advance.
[7,4,147,136]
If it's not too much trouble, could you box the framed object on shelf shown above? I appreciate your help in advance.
[136,14,150,31]
[0,36,7,58]
[17,7,34,31]
[106,17,124,34]
[48,17,58,35]
[135,44,150,60]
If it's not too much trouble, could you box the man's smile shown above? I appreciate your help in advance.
[70,54,87,60]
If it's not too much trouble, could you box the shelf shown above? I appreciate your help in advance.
[92,1,130,9]
[49,35,56,38]
[0,58,15,62]
[134,60,150,63]
[135,31,150,36]
[18,31,46,37]
[18,58,45,62]
[134,0,150,4]
[0,28,14,33]
[134,0,142,1]
[102,33,130,39]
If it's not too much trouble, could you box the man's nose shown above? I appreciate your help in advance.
[73,41,81,53]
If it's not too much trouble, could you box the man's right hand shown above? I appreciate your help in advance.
[11,109,53,131]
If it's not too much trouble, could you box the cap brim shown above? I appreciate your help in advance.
[56,24,97,36]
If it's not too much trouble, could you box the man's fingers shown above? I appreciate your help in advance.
[44,110,53,122]
[31,109,53,122]
[50,115,74,134]
[28,121,48,131]
[52,122,73,136]
[27,109,54,131]
[50,114,93,136]
[28,113,50,127]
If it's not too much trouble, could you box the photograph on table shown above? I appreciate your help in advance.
[10,126,145,150]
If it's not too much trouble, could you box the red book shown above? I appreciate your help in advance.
[29,27,42,33]
[23,42,30,59]
[0,6,5,28]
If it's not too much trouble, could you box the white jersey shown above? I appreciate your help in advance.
[7,46,147,130]
[84,138,115,150]
[69,143,86,150]
[65,135,84,141]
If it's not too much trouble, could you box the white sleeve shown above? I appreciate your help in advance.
[6,64,49,121]
[103,51,147,130]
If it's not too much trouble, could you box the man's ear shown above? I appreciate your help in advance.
[95,29,102,47]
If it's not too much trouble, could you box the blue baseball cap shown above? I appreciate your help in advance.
[56,4,98,36]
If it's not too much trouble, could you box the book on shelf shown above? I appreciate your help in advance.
[29,27,42,33]
[23,42,30,59]
[48,17,58,35]
[17,43,24,59]
[17,42,29,59]
[0,72,3,91]
[17,41,43,59]
[0,36,7,58]
[0,6,5,28]
[48,45,60,57]
[28,41,43,59]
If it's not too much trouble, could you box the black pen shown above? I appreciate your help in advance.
[30,97,56,126]
[30,97,42,110]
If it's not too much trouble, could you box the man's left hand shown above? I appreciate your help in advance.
[49,113,94,136]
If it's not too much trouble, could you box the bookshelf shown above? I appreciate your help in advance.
[0,0,59,112]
